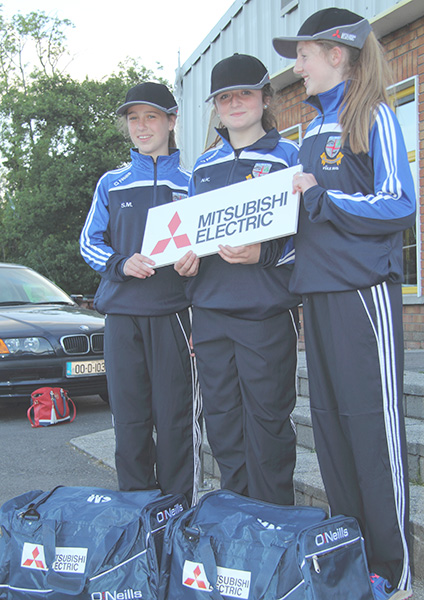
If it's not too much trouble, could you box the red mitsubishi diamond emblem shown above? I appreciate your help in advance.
[151,211,191,255]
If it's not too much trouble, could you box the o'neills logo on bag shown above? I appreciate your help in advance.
[183,560,251,599]
[91,589,143,599]
[315,526,349,547]
[21,543,88,573]
[155,501,185,525]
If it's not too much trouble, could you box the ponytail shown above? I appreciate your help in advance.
[318,33,393,154]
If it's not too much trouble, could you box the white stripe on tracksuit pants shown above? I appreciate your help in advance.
[301,282,411,590]
[105,309,202,506]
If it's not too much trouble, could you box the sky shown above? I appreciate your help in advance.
[0,0,236,84]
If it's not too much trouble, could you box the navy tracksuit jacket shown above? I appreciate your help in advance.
[80,148,201,504]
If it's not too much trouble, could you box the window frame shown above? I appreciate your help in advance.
[280,123,302,145]
[388,75,420,297]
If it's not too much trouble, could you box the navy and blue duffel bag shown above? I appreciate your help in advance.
[0,486,188,599]
[158,489,374,600]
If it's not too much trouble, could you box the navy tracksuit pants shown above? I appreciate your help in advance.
[302,282,411,590]
[104,310,201,505]
[192,307,298,506]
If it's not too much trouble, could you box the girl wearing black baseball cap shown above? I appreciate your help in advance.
[80,82,201,506]
[176,54,300,506]
[273,9,415,599]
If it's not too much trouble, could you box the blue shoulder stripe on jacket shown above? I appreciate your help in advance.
[326,103,415,222]
[80,150,190,273]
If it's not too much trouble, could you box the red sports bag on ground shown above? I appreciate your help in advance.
[27,387,76,427]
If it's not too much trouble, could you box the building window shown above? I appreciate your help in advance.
[280,124,302,145]
[390,78,418,294]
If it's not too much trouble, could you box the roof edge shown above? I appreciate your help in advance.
[176,0,248,80]
[270,0,424,91]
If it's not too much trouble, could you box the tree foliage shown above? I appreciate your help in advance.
[0,7,169,294]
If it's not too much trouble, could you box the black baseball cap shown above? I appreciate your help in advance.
[206,53,270,102]
[273,8,372,59]
[117,82,178,115]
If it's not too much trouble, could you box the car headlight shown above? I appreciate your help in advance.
[0,337,54,355]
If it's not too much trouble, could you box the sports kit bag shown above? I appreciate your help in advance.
[27,387,76,427]
[0,485,188,599]
[158,489,374,600]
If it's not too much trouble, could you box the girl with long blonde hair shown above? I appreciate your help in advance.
[274,8,416,600]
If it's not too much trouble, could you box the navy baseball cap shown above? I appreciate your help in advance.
[273,8,372,59]
[117,82,178,115]
[206,53,270,102]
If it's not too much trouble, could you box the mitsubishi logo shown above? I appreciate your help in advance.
[184,564,208,589]
[150,211,191,255]
[21,543,47,570]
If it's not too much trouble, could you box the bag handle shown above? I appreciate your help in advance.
[27,404,36,427]
[199,535,287,600]
[42,519,139,595]
[43,519,85,595]
[198,537,223,600]
[57,389,76,422]
[19,486,64,520]
[51,389,67,418]
[67,395,77,423]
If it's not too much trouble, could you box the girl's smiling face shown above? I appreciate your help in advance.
[214,89,265,139]
[127,104,175,160]
[294,41,346,96]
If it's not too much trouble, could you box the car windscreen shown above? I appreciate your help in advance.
[0,267,73,305]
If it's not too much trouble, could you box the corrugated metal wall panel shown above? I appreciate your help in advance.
[175,0,415,167]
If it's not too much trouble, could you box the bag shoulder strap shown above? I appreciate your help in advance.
[199,535,286,600]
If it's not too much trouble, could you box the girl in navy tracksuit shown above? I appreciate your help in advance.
[80,82,201,505]
[176,54,300,506]
[273,9,416,599]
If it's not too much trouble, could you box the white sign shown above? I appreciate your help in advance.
[141,165,301,268]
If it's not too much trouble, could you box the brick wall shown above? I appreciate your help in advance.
[275,15,424,351]
[403,302,424,349]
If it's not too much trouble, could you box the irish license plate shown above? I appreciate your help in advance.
[66,359,105,377]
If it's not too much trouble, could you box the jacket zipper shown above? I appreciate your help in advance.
[226,151,239,186]
[153,159,158,207]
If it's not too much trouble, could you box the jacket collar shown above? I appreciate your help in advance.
[130,147,180,172]
[216,127,282,152]
[305,80,350,115]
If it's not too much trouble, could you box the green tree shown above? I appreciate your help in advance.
[0,8,169,294]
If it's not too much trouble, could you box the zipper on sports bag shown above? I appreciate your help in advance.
[18,486,64,520]
[305,535,362,574]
